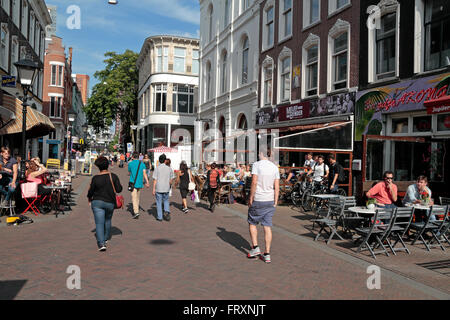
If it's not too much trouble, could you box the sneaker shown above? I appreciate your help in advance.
[98,245,107,252]
[260,253,271,264]
[163,212,171,221]
[183,208,189,214]
[247,246,261,259]
[156,218,163,222]
[132,213,140,219]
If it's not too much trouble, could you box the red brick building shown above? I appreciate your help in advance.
[257,0,360,196]
[42,35,73,162]
[74,74,89,106]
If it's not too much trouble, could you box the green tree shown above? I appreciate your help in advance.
[83,50,139,145]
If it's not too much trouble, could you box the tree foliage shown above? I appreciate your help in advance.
[83,50,139,139]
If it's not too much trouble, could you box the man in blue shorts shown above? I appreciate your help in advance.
[247,149,280,263]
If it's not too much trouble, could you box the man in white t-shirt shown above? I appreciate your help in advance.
[247,149,280,264]
[312,155,329,183]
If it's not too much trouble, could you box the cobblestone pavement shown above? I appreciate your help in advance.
[0,165,448,300]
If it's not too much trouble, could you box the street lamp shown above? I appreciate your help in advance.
[14,58,41,179]
[66,109,76,170]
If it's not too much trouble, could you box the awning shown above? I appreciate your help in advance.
[0,94,55,138]
[148,146,178,153]
[277,121,348,132]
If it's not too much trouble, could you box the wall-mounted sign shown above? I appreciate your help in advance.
[46,139,61,144]
[278,103,310,122]
[356,72,450,141]
[292,65,301,89]
[1,76,16,88]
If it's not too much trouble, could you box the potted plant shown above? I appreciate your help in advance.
[366,198,377,210]
[420,190,430,205]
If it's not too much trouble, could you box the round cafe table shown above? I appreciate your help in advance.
[348,206,376,218]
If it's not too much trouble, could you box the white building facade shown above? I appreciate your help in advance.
[198,0,260,165]
[136,35,199,161]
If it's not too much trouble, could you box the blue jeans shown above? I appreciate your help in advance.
[91,200,115,248]
[155,192,170,220]
[0,178,17,201]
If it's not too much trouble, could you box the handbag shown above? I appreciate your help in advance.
[109,173,124,209]
[188,169,195,191]
[128,161,142,192]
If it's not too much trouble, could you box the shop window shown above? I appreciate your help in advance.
[425,0,450,71]
[413,115,432,133]
[152,124,167,148]
[392,118,409,134]
[173,84,194,114]
[437,114,450,131]
[366,140,385,181]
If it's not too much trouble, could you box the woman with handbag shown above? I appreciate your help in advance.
[176,161,194,213]
[87,156,123,252]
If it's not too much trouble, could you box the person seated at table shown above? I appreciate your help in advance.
[366,171,398,210]
[403,176,439,222]
[25,160,52,196]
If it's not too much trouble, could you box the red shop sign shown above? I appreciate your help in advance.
[278,103,310,122]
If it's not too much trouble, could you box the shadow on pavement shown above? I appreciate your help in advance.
[0,280,27,300]
[149,239,175,245]
[216,227,251,255]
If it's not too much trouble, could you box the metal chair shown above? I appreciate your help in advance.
[341,196,364,236]
[380,207,415,255]
[355,208,394,259]
[428,205,450,249]
[312,197,345,245]
[440,197,450,205]
[410,206,447,251]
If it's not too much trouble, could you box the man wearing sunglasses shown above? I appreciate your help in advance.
[366,171,398,209]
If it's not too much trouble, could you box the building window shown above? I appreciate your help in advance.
[329,0,350,14]
[221,51,227,93]
[192,49,199,74]
[29,12,35,49]
[280,57,291,102]
[263,64,273,105]
[376,13,397,80]
[51,65,57,85]
[50,96,62,118]
[174,47,186,73]
[0,24,8,71]
[332,32,348,90]
[224,0,230,28]
[12,0,20,26]
[156,46,168,72]
[424,0,450,71]
[34,23,40,54]
[242,37,249,85]
[11,37,18,77]
[266,6,274,48]
[304,0,320,27]
[21,0,28,38]
[306,45,319,96]
[206,62,212,101]
[209,5,214,42]
[153,84,167,112]
[281,0,292,39]
[173,84,194,114]
[58,65,63,86]
[241,0,250,14]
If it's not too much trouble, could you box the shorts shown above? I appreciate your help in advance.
[248,201,276,227]
[180,188,189,199]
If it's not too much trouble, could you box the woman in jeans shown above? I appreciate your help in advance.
[87,156,123,251]
[143,154,152,179]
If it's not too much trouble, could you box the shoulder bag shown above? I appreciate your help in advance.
[188,169,196,191]
[128,161,142,192]
[109,173,124,209]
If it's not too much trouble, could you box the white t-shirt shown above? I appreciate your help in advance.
[304,159,316,168]
[313,163,329,182]
[252,160,280,202]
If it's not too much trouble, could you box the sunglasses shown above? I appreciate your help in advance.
[385,177,393,180]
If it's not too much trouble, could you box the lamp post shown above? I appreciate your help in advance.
[14,58,41,179]
[66,110,76,170]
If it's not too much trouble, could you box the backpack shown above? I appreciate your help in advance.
[336,163,346,183]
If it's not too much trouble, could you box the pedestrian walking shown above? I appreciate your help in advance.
[128,152,150,219]
[0,147,18,206]
[152,154,175,222]
[206,163,221,212]
[87,156,123,251]
[176,161,194,213]
[143,154,152,179]
[119,153,125,168]
[247,149,280,263]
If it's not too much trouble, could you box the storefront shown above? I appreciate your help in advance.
[256,91,356,196]
[355,72,450,200]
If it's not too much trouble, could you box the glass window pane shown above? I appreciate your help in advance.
[174,57,185,73]
[334,33,348,53]
[413,116,432,132]
[437,114,450,131]
[392,118,409,134]
[178,93,189,113]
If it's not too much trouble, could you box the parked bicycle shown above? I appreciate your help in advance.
[301,178,346,212]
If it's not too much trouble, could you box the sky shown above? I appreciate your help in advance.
[46,0,200,93]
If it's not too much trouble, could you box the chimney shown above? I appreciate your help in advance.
[68,47,73,66]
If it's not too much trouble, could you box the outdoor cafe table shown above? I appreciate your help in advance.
[348,206,376,218]
[311,194,341,200]
[42,184,70,218]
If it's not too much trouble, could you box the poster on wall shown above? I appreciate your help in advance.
[355,73,450,141]
[310,92,356,117]
[292,65,301,89]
